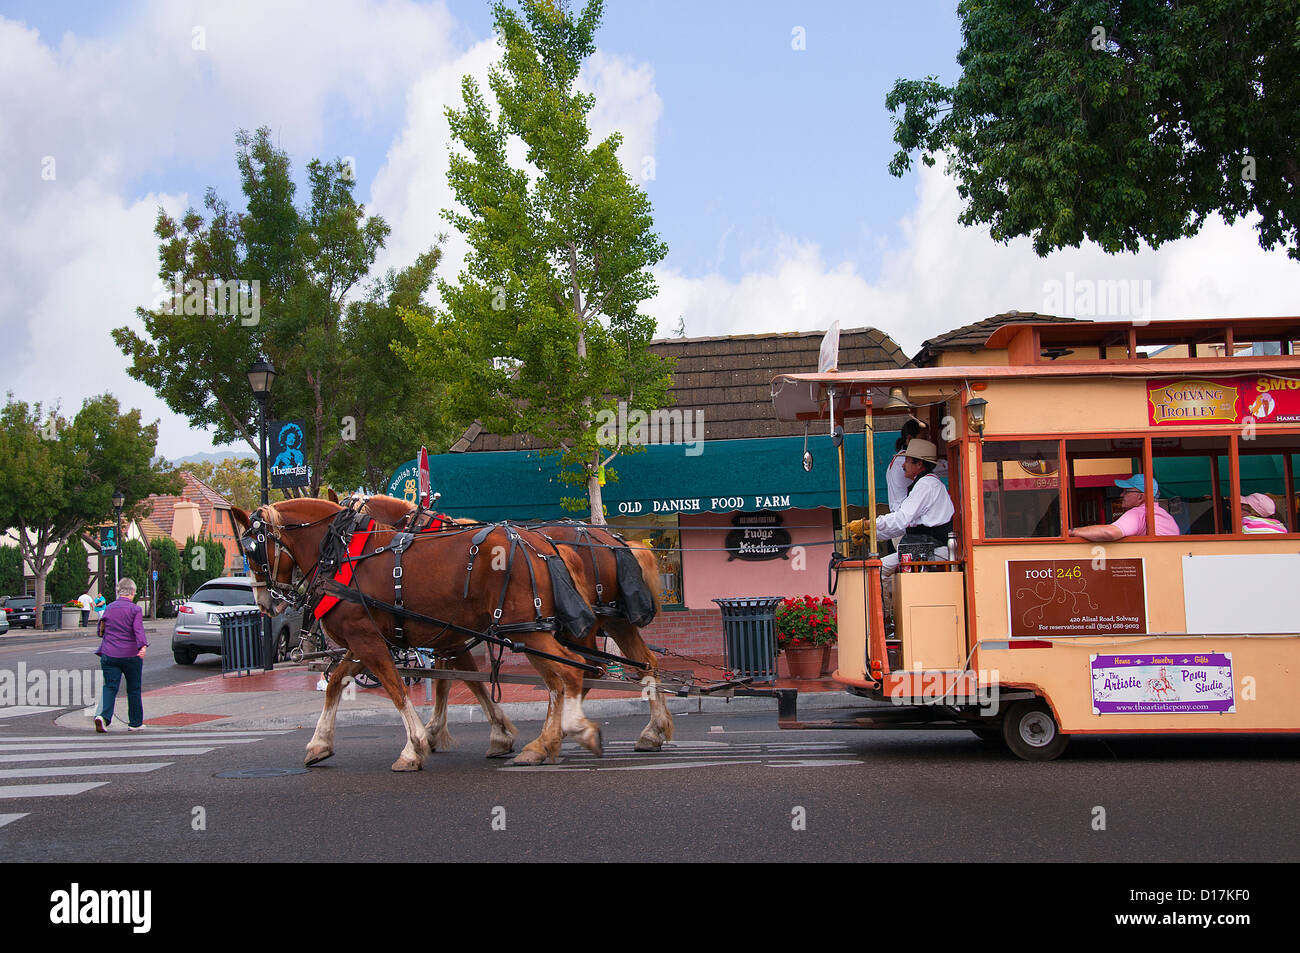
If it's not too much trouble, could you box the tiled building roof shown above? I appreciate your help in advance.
[142,472,234,540]
[911,311,1081,365]
[454,326,911,451]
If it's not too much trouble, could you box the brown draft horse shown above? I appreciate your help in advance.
[355,495,675,753]
[232,498,602,771]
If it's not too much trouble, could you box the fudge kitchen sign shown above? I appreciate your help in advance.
[1148,376,1300,425]
[725,513,793,561]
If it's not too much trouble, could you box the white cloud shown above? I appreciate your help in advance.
[650,162,1300,358]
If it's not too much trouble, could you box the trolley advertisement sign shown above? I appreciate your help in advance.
[1148,376,1300,425]
[1007,558,1147,638]
[1091,653,1236,714]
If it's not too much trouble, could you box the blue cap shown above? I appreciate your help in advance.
[1115,475,1157,495]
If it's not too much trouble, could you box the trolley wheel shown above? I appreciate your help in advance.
[354,670,381,689]
[1001,699,1069,761]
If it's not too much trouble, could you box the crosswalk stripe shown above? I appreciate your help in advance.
[0,731,291,741]
[0,763,173,780]
[0,738,263,752]
[0,782,108,799]
[0,814,28,828]
[0,748,215,764]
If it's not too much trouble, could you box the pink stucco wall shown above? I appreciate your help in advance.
[679,509,835,607]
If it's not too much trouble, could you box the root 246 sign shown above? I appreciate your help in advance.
[725,512,792,561]
[1007,558,1147,637]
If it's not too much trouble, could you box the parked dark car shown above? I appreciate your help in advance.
[170,577,302,664]
[2,596,37,629]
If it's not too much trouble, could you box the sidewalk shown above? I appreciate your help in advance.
[53,650,853,733]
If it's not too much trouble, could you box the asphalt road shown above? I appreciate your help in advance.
[1,708,1297,864]
[0,625,224,694]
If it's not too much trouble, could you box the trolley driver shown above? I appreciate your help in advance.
[873,438,954,625]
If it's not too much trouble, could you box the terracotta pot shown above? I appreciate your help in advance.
[820,643,835,676]
[784,645,823,680]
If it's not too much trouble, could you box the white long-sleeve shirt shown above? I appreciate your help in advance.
[876,473,954,541]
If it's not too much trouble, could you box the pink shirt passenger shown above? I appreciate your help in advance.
[1111,501,1181,537]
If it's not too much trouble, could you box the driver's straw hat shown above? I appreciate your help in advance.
[902,438,939,464]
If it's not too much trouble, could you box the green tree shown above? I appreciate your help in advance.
[0,394,181,625]
[113,128,435,497]
[886,0,1300,259]
[48,540,90,604]
[152,537,182,617]
[181,535,228,595]
[0,546,22,596]
[399,0,673,522]
[121,539,150,604]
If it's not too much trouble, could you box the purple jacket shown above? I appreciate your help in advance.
[97,597,148,658]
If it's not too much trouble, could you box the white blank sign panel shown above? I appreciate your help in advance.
[1181,553,1300,634]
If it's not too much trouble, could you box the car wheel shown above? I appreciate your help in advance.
[1001,699,1069,761]
[173,647,199,665]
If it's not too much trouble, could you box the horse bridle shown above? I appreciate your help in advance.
[239,506,330,610]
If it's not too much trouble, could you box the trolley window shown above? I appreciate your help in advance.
[982,440,1061,538]
[1151,435,1231,536]
[1066,438,1138,530]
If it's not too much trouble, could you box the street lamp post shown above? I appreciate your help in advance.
[247,356,277,669]
[112,488,125,593]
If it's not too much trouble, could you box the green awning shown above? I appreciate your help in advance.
[392,433,904,522]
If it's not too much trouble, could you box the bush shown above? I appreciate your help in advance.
[48,540,90,604]
[181,535,228,595]
[0,546,22,596]
[151,537,182,618]
[121,540,149,599]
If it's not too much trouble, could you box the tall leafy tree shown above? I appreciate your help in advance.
[400,0,673,522]
[114,128,429,497]
[47,540,90,604]
[0,394,181,623]
[886,0,1300,259]
[121,539,150,603]
[0,546,22,596]
[151,537,182,617]
[184,458,261,514]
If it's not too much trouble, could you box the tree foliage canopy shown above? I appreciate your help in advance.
[399,0,673,520]
[114,128,450,495]
[886,0,1300,259]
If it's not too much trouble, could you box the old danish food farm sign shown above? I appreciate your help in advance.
[726,512,793,561]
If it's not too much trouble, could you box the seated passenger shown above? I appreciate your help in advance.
[1069,475,1179,540]
[1241,493,1287,534]
[875,438,953,622]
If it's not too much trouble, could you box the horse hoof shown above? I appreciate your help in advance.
[486,745,516,759]
[508,750,547,766]
[581,725,603,758]
[391,757,423,772]
[305,747,334,766]
[634,737,663,752]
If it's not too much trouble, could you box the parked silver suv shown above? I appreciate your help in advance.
[170,576,303,665]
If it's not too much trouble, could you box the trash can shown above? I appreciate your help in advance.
[41,603,62,630]
[219,608,273,676]
[712,597,781,682]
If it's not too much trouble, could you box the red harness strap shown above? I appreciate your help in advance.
[313,520,374,620]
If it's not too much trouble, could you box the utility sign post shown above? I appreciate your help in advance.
[418,446,431,507]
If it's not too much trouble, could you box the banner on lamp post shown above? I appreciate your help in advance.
[269,419,311,489]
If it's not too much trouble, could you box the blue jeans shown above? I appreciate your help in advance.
[100,655,144,728]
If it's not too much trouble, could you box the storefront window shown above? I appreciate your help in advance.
[982,440,1061,538]
[607,513,685,608]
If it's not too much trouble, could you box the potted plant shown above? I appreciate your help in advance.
[62,600,83,629]
[776,595,837,680]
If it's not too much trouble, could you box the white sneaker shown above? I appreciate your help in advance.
[93,715,107,733]
[126,724,145,732]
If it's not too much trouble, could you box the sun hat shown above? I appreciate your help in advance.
[902,438,939,464]
[1114,474,1158,496]
[1242,492,1276,517]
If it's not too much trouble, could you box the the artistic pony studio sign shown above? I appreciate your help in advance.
[725,512,793,561]
[1148,376,1300,425]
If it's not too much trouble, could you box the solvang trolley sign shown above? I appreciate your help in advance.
[769,316,1300,759]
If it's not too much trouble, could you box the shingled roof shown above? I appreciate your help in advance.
[454,326,911,451]
[912,311,1082,366]
[142,471,233,540]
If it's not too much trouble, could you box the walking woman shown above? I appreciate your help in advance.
[94,577,148,732]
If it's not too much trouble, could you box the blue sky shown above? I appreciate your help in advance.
[2,1,1296,461]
